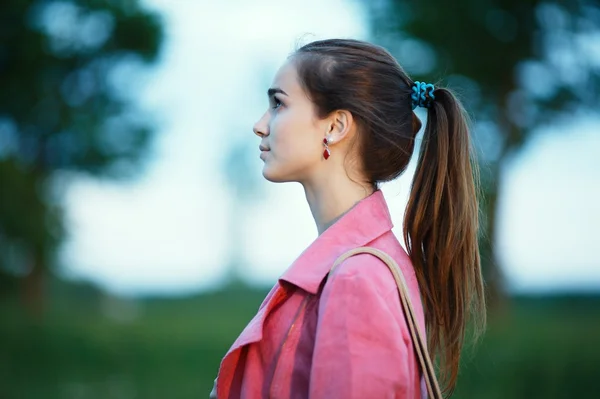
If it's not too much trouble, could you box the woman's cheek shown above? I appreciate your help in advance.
[270,116,286,151]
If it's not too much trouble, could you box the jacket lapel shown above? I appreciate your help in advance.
[280,189,394,294]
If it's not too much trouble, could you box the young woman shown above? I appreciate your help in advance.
[211,38,486,398]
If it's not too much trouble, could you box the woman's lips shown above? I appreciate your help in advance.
[259,144,270,160]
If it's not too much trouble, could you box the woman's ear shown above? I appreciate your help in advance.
[327,109,354,142]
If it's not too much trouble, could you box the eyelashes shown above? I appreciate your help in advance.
[271,96,283,110]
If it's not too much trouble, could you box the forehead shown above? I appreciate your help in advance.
[271,60,303,97]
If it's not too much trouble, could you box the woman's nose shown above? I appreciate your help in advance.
[253,114,269,137]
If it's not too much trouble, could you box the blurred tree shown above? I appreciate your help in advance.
[0,0,163,314]
[367,0,600,304]
[0,158,62,306]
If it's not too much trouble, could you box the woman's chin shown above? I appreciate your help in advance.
[262,165,290,183]
[262,169,284,183]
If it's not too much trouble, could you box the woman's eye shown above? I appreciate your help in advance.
[271,97,282,109]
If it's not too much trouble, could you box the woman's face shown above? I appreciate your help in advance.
[253,60,327,184]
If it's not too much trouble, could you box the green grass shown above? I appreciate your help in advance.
[0,286,269,399]
[453,295,600,398]
[1,286,599,398]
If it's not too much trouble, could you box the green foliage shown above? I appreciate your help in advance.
[371,0,599,129]
[368,0,600,299]
[0,0,163,174]
[0,0,163,288]
[0,283,599,398]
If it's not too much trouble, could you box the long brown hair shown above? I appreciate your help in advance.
[292,38,486,396]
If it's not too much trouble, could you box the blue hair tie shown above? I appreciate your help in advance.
[411,81,435,109]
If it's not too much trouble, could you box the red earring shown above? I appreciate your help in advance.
[323,137,331,160]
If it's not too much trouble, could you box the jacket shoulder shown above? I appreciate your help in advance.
[328,252,400,295]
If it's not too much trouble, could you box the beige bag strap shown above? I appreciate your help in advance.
[330,246,443,399]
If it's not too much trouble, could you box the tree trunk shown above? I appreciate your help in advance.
[482,101,523,312]
[20,247,45,318]
[480,168,507,312]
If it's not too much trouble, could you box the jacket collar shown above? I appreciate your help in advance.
[279,189,393,294]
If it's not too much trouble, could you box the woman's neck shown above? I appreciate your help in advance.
[302,177,375,236]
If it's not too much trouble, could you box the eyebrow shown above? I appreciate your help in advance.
[267,87,288,97]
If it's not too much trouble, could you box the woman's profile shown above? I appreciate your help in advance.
[210,38,486,398]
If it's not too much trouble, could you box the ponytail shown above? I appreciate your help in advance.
[291,38,485,395]
[403,87,486,395]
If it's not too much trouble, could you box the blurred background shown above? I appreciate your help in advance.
[1,0,599,398]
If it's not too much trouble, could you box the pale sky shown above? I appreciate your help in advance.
[58,0,600,296]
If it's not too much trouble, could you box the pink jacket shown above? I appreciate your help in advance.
[214,190,427,398]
